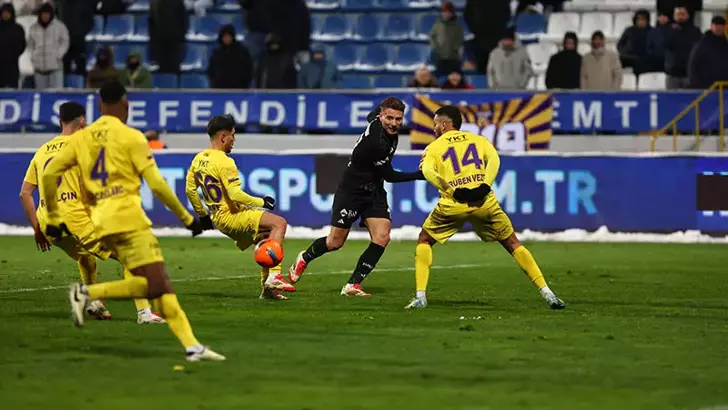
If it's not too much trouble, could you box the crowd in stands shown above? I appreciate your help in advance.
[0,0,725,91]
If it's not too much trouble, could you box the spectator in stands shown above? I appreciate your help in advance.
[119,51,152,89]
[27,2,68,89]
[149,0,188,74]
[429,1,464,76]
[86,46,119,89]
[658,0,702,24]
[55,0,97,76]
[208,24,254,89]
[441,69,473,89]
[15,0,50,16]
[254,33,296,89]
[98,0,132,15]
[0,3,26,88]
[487,29,533,90]
[239,0,272,60]
[465,0,511,73]
[618,9,653,75]
[688,16,728,89]
[545,32,581,90]
[239,0,310,63]
[580,30,623,90]
[298,45,341,90]
[664,6,701,89]
[647,12,672,72]
[408,66,438,88]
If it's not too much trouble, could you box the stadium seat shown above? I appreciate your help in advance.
[373,74,405,88]
[311,14,324,39]
[414,13,437,40]
[389,43,427,72]
[578,42,591,56]
[180,74,210,89]
[217,0,241,10]
[564,0,600,11]
[319,14,352,40]
[613,12,633,39]
[637,72,666,90]
[307,0,341,10]
[129,0,150,11]
[699,11,712,32]
[112,44,150,69]
[332,45,359,70]
[580,12,614,39]
[376,0,407,8]
[132,16,149,41]
[182,44,207,71]
[353,14,382,41]
[341,75,372,89]
[358,43,392,71]
[152,74,179,89]
[64,75,84,89]
[195,15,230,41]
[516,11,547,42]
[344,0,374,10]
[535,73,546,90]
[85,15,104,41]
[526,42,557,74]
[102,15,134,40]
[459,15,474,41]
[622,72,637,90]
[383,14,413,40]
[544,12,580,42]
[470,74,488,89]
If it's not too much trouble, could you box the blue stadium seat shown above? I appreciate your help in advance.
[133,16,148,40]
[311,14,324,38]
[376,0,407,9]
[341,75,372,89]
[449,0,466,7]
[64,75,84,89]
[307,0,340,10]
[129,0,149,11]
[104,15,134,39]
[332,45,359,70]
[86,15,104,40]
[344,0,374,10]
[415,13,437,40]
[152,74,178,89]
[112,44,150,69]
[390,44,427,71]
[353,14,381,41]
[459,16,474,40]
[180,74,210,89]
[217,0,241,10]
[373,74,405,88]
[358,44,391,71]
[195,14,231,40]
[470,74,488,89]
[515,12,547,43]
[383,14,413,40]
[182,44,207,71]
[320,14,351,40]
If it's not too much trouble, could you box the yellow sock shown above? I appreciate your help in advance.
[415,243,433,295]
[157,293,199,349]
[77,256,97,285]
[260,267,268,288]
[87,276,148,300]
[123,268,151,311]
[512,246,547,289]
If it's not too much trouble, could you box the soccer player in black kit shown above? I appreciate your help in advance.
[288,97,424,296]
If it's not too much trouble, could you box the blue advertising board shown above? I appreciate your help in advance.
[3,151,728,233]
[0,90,725,134]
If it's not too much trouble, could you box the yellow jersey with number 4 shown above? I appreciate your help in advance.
[419,129,501,212]
[43,115,156,237]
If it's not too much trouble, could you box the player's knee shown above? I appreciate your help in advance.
[274,216,288,234]
[372,232,390,248]
[326,235,345,251]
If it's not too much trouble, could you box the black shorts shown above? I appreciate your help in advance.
[330,188,391,229]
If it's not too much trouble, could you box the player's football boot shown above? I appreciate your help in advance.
[545,294,566,310]
[86,300,112,320]
[68,283,90,328]
[137,311,167,324]
[404,298,428,309]
[340,283,371,297]
[186,347,226,362]
[264,273,296,292]
[288,251,308,284]
[259,288,288,300]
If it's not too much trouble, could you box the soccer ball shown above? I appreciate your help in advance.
[254,238,284,268]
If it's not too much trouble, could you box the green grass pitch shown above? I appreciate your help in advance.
[0,236,727,410]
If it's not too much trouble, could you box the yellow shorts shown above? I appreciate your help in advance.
[423,196,515,244]
[40,220,111,261]
[214,209,265,251]
[101,229,164,270]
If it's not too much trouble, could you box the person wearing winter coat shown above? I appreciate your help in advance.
[27,2,69,89]
[119,51,152,89]
[55,0,97,75]
[581,30,623,90]
[465,0,511,73]
[207,24,254,89]
[149,0,188,74]
[297,46,341,89]
[441,70,473,89]
[408,66,439,88]
[664,6,702,89]
[688,16,728,89]
[487,29,533,90]
[617,9,653,75]
[545,32,581,89]
[86,46,119,89]
[429,1,464,76]
[254,33,297,89]
[647,13,672,72]
[0,3,26,88]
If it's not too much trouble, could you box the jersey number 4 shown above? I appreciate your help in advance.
[441,143,483,175]
[91,147,109,187]
[195,172,222,202]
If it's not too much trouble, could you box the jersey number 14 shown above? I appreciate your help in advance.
[442,143,483,175]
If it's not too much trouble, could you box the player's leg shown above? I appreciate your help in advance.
[256,212,294,293]
[340,217,390,297]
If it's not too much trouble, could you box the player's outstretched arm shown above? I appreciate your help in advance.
[420,151,453,195]
[142,165,195,227]
[482,140,501,186]
[220,166,266,208]
[184,169,208,217]
[380,163,424,183]
[40,142,77,228]
[19,180,51,252]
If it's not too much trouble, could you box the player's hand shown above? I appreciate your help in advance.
[45,223,70,241]
[186,218,203,237]
[262,196,276,211]
[33,228,52,252]
[453,184,491,203]
[200,215,214,231]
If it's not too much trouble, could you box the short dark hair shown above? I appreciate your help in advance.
[207,114,235,137]
[591,30,605,40]
[59,102,85,124]
[99,80,127,104]
[435,105,462,130]
[379,97,406,113]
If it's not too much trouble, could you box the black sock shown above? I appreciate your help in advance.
[302,237,332,263]
[347,242,386,285]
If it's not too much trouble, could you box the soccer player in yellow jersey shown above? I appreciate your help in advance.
[186,115,293,300]
[405,105,565,310]
[40,82,224,361]
[19,102,165,324]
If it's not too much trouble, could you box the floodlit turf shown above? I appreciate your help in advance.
[0,236,727,410]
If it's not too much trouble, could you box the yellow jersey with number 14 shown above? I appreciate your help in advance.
[44,115,156,238]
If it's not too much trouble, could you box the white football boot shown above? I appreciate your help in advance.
[86,300,112,320]
[186,347,226,362]
[288,251,308,284]
[340,283,371,297]
[137,311,167,324]
[540,287,566,310]
[264,273,296,292]
[405,298,428,309]
[68,283,90,328]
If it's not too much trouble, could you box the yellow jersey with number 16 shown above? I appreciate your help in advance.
[45,115,156,238]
